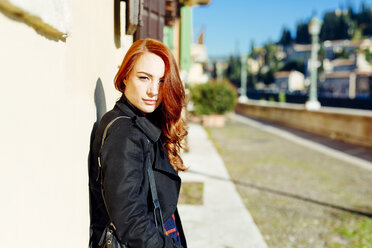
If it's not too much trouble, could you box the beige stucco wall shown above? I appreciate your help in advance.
[236,102,372,148]
[0,1,132,247]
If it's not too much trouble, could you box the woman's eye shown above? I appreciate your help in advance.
[139,76,149,81]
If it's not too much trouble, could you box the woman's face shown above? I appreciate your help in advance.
[124,52,165,114]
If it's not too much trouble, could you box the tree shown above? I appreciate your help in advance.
[280,60,305,74]
[334,47,350,59]
[247,74,256,89]
[257,66,274,85]
[251,42,280,85]
[320,12,338,40]
[264,42,279,71]
[352,27,363,41]
[357,2,372,36]
[296,21,311,44]
[225,55,241,88]
[363,49,372,65]
[348,4,356,21]
[278,27,293,45]
[320,10,354,41]
[211,61,217,79]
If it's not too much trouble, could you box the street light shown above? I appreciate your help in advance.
[216,61,224,82]
[305,16,322,110]
[239,54,249,103]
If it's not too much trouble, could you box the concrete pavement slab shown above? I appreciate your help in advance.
[179,123,268,248]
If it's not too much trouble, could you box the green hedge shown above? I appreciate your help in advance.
[190,80,237,115]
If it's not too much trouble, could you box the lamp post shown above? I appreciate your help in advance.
[239,54,248,102]
[216,61,223,82]
[305,16,322,110]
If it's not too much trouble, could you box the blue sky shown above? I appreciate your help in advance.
[193,0,372,58]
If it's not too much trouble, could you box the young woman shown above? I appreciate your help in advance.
[89,39,187,248]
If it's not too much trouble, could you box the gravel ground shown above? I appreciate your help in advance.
[205,118,372,248]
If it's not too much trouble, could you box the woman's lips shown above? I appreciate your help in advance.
[143,99,158,105]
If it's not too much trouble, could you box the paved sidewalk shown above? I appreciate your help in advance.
[233,114,372,171]
[178,123,268,248]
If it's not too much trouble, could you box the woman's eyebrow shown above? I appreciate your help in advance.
[137,71,153,77]
[137,71,164,79]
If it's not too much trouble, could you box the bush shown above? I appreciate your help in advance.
[190,80,237,115]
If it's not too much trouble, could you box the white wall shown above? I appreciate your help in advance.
[288,71,305,91]
[0,1,132,247]
[6,0,73,35]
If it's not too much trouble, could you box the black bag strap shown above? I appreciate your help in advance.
[145,145,165,231]
[98,116,165,232]
[98,116,131,171]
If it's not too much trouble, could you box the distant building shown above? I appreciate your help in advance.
[286,44,312,62]
[321,71,353,98]
[320,44,372,98]
[331,58,356,72]
[321,71,372,98]
[274,70,305,92]
[356,52,372,72]
[358,39,372,52]
[188,30,209,84]
[248,57,260,74]
[323,40,355,60]
[355,71,372,97]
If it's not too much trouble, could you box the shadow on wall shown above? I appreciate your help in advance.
[90,77,107,147]
[87,78,107,245]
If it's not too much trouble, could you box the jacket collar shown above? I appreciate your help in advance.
[116,95,179,178]
[115,94,162,143]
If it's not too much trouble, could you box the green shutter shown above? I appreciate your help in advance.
[180,6,192,72]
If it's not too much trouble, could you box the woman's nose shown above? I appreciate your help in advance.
[147,81,159,96]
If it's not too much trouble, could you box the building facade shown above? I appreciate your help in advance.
[0,0,215,246]
[0,1,137,247]
[274,70,305,92]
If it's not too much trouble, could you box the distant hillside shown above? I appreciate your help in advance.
[278,3,372,45]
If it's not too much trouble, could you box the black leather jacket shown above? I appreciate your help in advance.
[89,95,187,248]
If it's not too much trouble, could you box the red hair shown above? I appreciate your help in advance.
[114,39,188,171]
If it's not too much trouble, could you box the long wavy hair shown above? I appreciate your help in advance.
[114,39,187,171]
